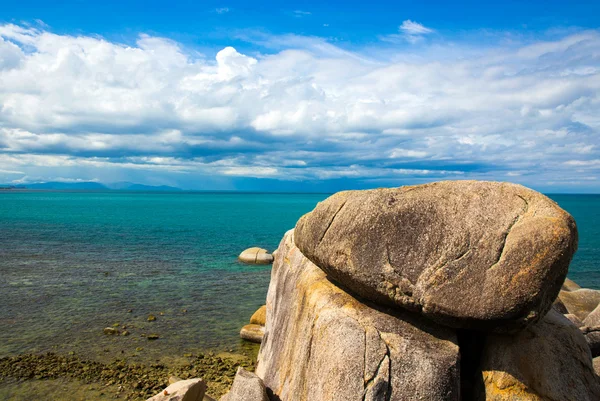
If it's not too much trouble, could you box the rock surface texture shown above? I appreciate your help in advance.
[585,302,600,327]
[250,305,267,326]
[220,368,269,401]
[256,231,460,401]
[238,248,274,264]
[240,324,264,343]
[146,378,207,401]
[558,288,600,321]
[294,181,578,331]
[477,309,600,401]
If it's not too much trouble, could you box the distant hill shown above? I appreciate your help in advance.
[106,182,183,191]
[14,181,109,190]
[2,181,182,191]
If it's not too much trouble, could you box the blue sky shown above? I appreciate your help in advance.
[0,1,599,191]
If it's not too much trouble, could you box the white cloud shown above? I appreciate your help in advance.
[293,10,312,17]
[400,20,434,35]
[0,24,599,190]
[215,7,230,14]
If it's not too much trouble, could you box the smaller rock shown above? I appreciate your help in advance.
[103,327,118,335]
[121,330,130,336]
[238,247,274,265]
[148,314,156,322]
[240,324,264,343]
[594,357,600,376]
[220,368,268,401]
[585,304,600,327]
[558,289,600,321]
[249,305,266,326]
[146,378,206,401]
[562,278,582,291]
[147,334,160,340]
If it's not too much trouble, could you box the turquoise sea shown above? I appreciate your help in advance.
[0,191,599,363]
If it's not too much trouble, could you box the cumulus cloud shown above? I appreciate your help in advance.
[0,23,599,190]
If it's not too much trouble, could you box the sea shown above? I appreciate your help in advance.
[0,191,598,363]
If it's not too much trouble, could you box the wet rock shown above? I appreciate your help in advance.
[239,324,264,343]
[238,247,273,264]
[294,181,577,332]
[558,289,600,321]
[256,230,460,401]
[220,368,268,401]
[148,314,157,322]
[104,327,118,335]
[146,378,206,401]
[249,305,266,326]
[477,309,600,400]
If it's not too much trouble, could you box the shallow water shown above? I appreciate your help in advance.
[0,191,598,363]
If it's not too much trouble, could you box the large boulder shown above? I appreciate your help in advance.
[256,231,460,401]
[558,289,600,321]
[220,368,269,401]
[146,378,207,401]
[476,309,600,401]
[294,181,577,331]
[238,248,274,264]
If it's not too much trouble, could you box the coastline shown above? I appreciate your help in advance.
[0,350,256,400]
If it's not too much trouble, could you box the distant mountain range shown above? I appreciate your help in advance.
[0,181,183,191]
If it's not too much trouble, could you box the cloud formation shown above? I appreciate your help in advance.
[0,23,599,191]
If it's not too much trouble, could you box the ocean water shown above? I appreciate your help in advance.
[0,191,598,363]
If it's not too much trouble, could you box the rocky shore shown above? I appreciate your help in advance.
[0,351,254,400]
[219,181,600,401]
[3,180,600,401]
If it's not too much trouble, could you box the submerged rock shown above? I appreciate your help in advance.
[249,305,266,326]
[477,309,600,401]
[146,378,206,401]
[240,324,264,344]
[256,230,460,401]
[238,247,274,264]
[294,181,577,331]
[220,368,268,401]
[558,289,600,321]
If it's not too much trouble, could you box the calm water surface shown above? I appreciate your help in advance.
[0,191,598,362]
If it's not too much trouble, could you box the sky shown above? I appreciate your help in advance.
[0,1,599,192]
